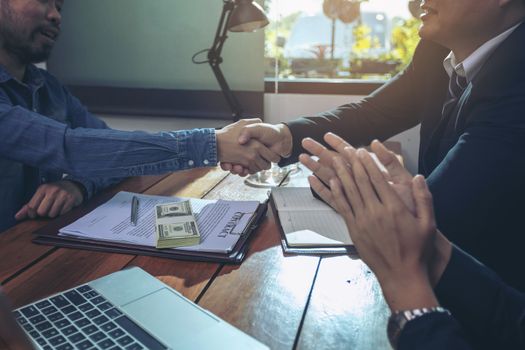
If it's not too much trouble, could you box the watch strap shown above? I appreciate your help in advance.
[387,306,451,349]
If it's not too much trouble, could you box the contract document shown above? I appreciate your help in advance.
[59,191,260,253]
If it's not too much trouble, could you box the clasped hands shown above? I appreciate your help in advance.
[301,133,453,311]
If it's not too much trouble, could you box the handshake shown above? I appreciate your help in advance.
[215,118,293,176]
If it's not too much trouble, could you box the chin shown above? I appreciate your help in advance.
[418,24,439,42]
[28,46,53,64]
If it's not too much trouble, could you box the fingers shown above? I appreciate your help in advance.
[412,175,436,228]
[234,165,250,177]
[328,177,354,220]
[356,149,403,208]
[14,181,84,221]
[299,153,335,185]
[220,162,250,177]
[242,140,273,173]
[370,140,412,185]
[344,149,380,209]
[301,138,339,184]
[256,143,281,164]
[26,188,46,219]
[333,155,364,214]
[241,118,263,125]
[308,175,335,208]
[48,191,73,218]
[34,189,67,218]
[239,123,278,146]
[14,205,29,221]
[301,137,326,158]
[324,132,353,153]
[220,163,233,171]
[238,124,261,145]
[36,192,57,217]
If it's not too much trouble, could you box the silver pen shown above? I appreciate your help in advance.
[130,195,139,226]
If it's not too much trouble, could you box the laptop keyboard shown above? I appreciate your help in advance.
[13,285,167,350]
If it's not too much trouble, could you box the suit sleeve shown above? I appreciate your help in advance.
[434,247,525,349]
[398,247,525,350]
[281,40,449,165]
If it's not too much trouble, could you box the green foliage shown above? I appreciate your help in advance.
[349,17,421,78]
[351,23,380,57]
[390,17,421,67]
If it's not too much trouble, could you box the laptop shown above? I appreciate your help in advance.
[1,267,268,350]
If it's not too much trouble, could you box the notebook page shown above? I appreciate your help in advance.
[271,187,333,211]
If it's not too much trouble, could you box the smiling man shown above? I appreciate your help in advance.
[225,0,525,290]
[0,0,280,231]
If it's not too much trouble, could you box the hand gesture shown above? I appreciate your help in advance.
[15,180,84,220]
[216,119,281,175]
[220,122,293,176]
[301,135,415,213]
[320,145,441,310]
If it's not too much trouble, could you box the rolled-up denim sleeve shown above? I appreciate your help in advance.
[60,91,126,199]
[0,97,218,180]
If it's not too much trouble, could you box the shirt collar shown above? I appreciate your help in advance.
[443,21,522,82]
[0,63,45,87]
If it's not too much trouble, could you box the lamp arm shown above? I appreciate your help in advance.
[209,0,235,59]
[209,62,243,121]
[207,0,243,121]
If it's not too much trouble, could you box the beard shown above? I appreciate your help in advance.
[0,5,56,65]
[2,30,54,64]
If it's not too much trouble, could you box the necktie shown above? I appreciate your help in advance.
[442,70,468,124]
[424,70,468,172]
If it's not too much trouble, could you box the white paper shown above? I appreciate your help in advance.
[59,191,260,253]
[271,187,352,247]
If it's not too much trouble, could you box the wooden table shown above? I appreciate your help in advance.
[0,167,392,350]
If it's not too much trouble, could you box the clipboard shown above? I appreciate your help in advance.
[269,194,356,256]
[32,191,267,264]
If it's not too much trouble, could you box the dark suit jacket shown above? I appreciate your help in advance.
[399,247,525,350]
[284,22,525,290]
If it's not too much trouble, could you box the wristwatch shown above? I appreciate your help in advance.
[387,306,451,349]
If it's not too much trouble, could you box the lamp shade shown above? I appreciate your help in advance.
[227,0,269,32]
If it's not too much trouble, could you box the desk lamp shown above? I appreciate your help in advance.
[192,0,269,122]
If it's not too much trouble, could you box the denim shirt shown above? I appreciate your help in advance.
[0,64,217,231]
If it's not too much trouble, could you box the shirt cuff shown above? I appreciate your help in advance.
[177,128,217,168]
[63,177,94,200]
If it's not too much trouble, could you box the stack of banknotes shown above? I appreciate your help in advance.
[154,201,201,248]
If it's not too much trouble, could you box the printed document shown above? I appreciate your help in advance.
[59,191,260,253]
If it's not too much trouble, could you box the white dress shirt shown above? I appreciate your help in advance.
[443,22,522,82]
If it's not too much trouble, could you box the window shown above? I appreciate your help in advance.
[264,0,421,88]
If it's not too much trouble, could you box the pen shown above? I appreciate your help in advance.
[131,195,139,226]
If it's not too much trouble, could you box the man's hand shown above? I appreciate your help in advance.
[220,122,293,176]
[301,135,416,213]
[298,133,348,207]
[216,119,281,175]
[239,123,293,156]
[15,180,84,221]
[327,147,440,310]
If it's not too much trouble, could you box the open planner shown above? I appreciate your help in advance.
[270,187,354,254]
